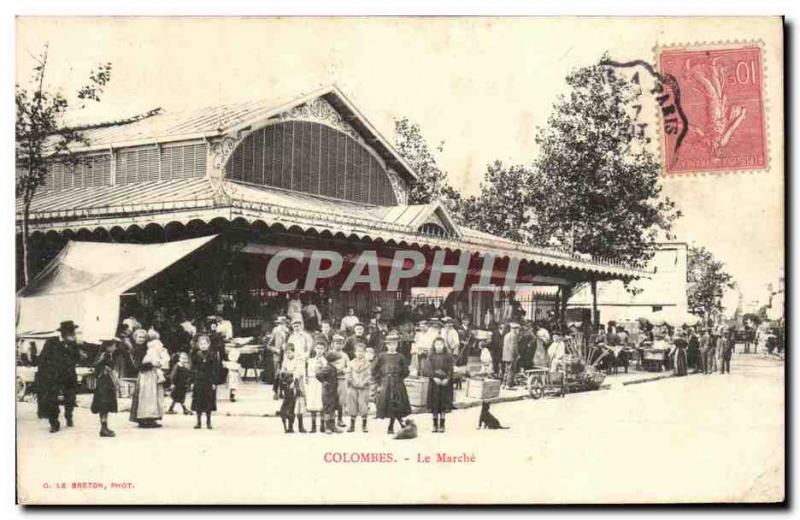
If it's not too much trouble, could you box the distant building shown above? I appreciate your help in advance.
[765,273,785,321]
[568,242,689,323]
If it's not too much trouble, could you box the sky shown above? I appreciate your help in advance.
[15,16,784,311]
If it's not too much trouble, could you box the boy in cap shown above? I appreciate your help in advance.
[346,343,372,432]
[330,333,350,427]
[279,344,309,432]
[344,322,366,360]
[316,351,343,434]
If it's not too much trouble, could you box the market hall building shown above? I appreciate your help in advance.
[16,85,646,342]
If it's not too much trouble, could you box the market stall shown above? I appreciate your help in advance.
[17,235,217,343]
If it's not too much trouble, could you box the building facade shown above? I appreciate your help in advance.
[568,242,689,324]
[17,85,645,339]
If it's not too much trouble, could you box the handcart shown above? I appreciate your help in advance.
[524,366,566,399]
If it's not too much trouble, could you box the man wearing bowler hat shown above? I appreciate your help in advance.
[36,321,82,433]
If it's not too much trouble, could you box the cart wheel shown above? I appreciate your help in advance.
[528,377,544,400]
[16,377,26,402]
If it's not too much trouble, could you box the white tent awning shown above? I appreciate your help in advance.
[16,235,217,343]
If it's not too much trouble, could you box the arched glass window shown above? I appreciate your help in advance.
[225,120,397,205]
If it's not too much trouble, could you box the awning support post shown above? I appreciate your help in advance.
[591,277,598,332]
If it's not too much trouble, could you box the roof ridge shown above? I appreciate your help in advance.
[64,107,164,133]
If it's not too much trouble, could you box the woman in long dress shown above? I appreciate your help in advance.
[672,330,688,376]
[129,330,169,428]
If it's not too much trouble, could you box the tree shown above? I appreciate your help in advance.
[16,45,112,283]
[393,117,462,212]
[687,245,736,318]
[527,57,681,266]
[459,161,535,243]
[451,56,681,267]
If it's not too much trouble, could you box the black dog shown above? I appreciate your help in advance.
[478,401,509,430]
[278,373,297,433]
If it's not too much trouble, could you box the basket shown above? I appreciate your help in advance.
[471,330,492,341]
[466,378,501,399]
[404,377,430,407]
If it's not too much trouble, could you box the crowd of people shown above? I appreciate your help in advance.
[28,294,771,438]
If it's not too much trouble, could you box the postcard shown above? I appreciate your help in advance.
[15,16,784,505]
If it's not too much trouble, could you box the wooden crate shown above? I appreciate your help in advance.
[466,378,501,399]
[404,377,430,407]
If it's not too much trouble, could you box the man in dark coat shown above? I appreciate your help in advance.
[36,321,81,433]
[367,320,388,354]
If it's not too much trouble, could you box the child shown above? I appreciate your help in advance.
[280,344,307,432]
[143,338,170,385]
[424,337,454,433]
[346,343,371,432]
[91,339,120,437]
[330,334,349,428]
[479,339,493,376]
[191,334,219,429]
[372,331,412,434]
[316,351,342,434]
[224,348,242,402]
[305,340,328,433]
[168,352,192,415]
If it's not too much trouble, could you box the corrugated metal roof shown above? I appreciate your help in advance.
[224,181,387,223]
[62,99,276,149]
[18,178,647,278]
[44,85,419,182]
[18,178,215,214]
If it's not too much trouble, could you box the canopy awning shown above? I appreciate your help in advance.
[16,235,217,343]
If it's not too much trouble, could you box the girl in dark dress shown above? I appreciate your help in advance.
[424,337,454,433]
[191,335,219,429]
[372,331,412,435]
[92,339,120,437]
[167,352,193,415]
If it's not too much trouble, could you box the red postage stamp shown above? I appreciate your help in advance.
[659,44,767,174]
